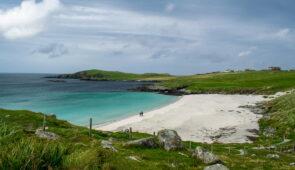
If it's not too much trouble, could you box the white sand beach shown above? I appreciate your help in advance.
[95,94,284,143]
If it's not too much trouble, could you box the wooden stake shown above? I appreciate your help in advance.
[89,118,92,137]
[129,127,132,139]
[43,114,46,131]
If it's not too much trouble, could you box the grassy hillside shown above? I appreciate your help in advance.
[55,69,175,81]
[0,95,294,170]
[260,91,295,142]
[55,69,295,94]
[160,70,295,94]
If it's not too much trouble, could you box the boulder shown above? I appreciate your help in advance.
[47,114,57,119]
[204,164,229,170]
[126,156,140,162]
[102,144,118,152]
[101,140,112,145]
[35,129,60,140]
[192,146,221,164]
[266,154,280,159]
[158,130,184,151]
[125,137,158,148]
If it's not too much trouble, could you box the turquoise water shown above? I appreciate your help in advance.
[0,74,177,126]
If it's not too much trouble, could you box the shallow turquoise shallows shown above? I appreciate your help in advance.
[0,74,178,126]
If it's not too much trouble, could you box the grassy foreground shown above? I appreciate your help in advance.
[0,92,294,170]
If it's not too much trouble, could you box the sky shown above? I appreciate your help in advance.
[0,0,294,75]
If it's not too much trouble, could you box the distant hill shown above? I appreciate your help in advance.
[50,69,295,94]
[51,69,175,81]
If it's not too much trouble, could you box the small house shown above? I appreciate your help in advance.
[268,67,281,71]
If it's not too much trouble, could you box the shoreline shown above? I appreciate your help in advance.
[95,93,286,143]
[94,95,183,128]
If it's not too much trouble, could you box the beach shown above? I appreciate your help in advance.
[95,94,281,143]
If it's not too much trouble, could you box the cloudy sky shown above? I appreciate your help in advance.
[0,0,294,74]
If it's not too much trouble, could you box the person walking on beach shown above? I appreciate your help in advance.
[139,111,144,117]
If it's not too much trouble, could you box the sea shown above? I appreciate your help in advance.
[0,74,178,126]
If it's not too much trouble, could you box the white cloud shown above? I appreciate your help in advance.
[0,0,61,39]
[273,28,290,39]
[238,50,252,57]
[164,3,175,12]
[32,43,68,58]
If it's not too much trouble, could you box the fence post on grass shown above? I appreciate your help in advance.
[129,127,132,139]
[89,118,92,137]
[43,114,46,131]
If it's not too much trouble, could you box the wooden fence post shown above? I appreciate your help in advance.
[43,114,46,131]
[129,127,132,139]
[89,118,92,137]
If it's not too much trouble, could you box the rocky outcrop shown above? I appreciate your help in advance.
[35,129,60,140]
[124,137,158,148]
[192,146,221,164]
[204,164,229,170]
[47,113,57,119]
[131,84,192,96]
[158,129,185,151]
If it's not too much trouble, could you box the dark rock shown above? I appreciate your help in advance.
[239,105,264,114]
[158,129,185,151]
[48,80,66,83]
[204,164,229,170]
[125,137,158,148]
[132,84,192,96]
[192,146,221,164]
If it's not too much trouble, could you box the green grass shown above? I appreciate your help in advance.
[160,70,295,94]
[260,91,295,142]
[1,89,295,169]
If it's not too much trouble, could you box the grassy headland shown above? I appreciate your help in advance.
[160,70,295,94]
[0,90,294,170]
[50,69,175,81]
[53,69,295,94]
